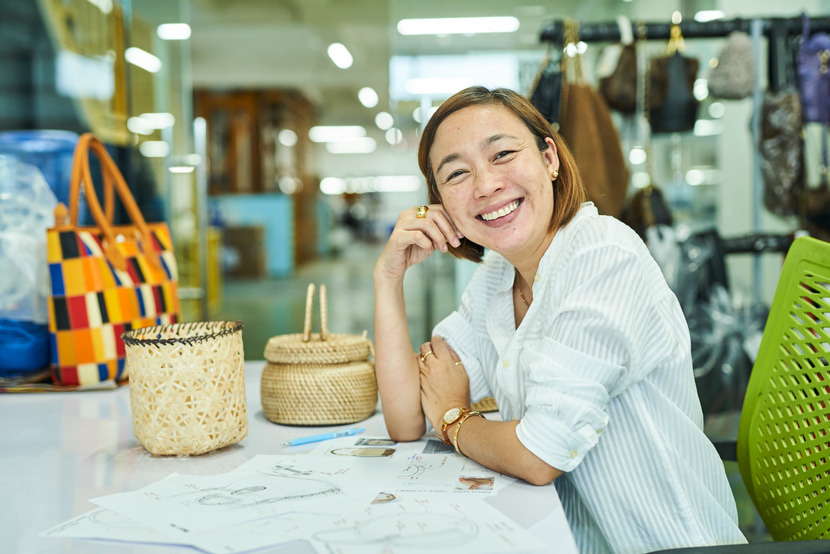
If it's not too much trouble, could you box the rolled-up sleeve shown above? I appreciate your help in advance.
[516,243,679,471]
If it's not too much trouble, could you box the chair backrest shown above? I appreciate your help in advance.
[737,236,830,541]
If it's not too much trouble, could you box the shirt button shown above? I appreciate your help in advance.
[534,273,541,282]
[569,449,578,459]
[502,359,510,368]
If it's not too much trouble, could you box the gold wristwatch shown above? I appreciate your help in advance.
[439,407,468,445]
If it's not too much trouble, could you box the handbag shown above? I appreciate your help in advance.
[47,133,180,386]
[708,31,755,100]
[649,23,699,133]
[599,42,638,115]
[797,12,830,124]
[760,89,805,218]
[557,19,629,218]
[261,283,377,425]
[529,46,563,125]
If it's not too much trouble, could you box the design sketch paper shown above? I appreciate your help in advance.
[91,455,409,536]
[307,493,546,554]
[394,453,515,494]
[41,508,191,546]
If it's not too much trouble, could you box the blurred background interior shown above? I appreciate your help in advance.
[3,0,830,541]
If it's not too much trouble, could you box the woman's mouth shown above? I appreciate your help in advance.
[478,199,522,221]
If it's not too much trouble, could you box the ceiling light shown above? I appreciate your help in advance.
[125,47,161,73]
[694,10,725,23]
[397,16,520,36]
[325,137,376,154]
[169,165,195,174]
[327,43,353,69]
[412,106,438,123]
[320,177,346,195]
[309,125,366,142]
[138,141,170,158]
[139,112,175,129]
[157,23,191,40]
[127,116,153,135]
[375,112,394,130]
[406,78,473,95]
[278,129,298,147]
[358,87,379,108]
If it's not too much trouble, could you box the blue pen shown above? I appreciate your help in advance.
[281,427,366,447]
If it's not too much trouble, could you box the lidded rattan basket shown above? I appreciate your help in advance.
[122,321,248,456]
[261,283,377,425]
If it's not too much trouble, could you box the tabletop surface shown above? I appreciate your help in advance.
[0,361,576,554]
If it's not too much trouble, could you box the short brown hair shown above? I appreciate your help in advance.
[418,86,586,263]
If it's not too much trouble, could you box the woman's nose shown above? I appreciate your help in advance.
[473,168,504,198]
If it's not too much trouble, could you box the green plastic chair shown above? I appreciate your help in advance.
[651,236,830,553]
[736,235,830,542]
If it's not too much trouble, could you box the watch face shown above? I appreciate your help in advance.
[443,407,462,424]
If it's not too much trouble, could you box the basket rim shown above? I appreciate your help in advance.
[122,321,244,347]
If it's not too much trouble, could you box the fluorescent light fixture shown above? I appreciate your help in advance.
[693,78,709,101]
[325,137,376,154]
[628,147,647,166]
[358,87,379,108]
[693,120,724,136]
[694,10,725,23]
[397,16,519,36]
[127,116,153,135]
[169,165,195,174]
[157,23,191,40]
[708,102,726,118]
[278,176,302,194]
[309,125,366,142]
[138,141,170,158]
[125,47,162,73]
[375,112,394,130]
[385,128,403,145]
[327,43,353,69]
[406,77,473,95]
[139,112,175,129]
[278,129,298,147]
[319,175,422,195]
[412,105,439,124]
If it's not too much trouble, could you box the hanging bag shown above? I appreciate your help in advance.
[649,23,699,133]
[708,31,755,100]
[529,44,563,125]
[261,283,377,425]
[46,133,180,386]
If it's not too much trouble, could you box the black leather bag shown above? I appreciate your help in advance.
[529,54,563,125]
[649,52,699,133]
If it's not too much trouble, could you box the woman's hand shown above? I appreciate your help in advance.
[418,336,471,431]
[374,204,463,284]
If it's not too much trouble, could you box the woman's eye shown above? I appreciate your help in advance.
[495,150,515,161]
[446,170,464,181]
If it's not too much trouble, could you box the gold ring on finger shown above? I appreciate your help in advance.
[415,205,429,218]
[421,350,434,362]
[454,361,464,366]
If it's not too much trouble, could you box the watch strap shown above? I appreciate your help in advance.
[439,407,468,445]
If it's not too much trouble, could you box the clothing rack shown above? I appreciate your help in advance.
[538,16,830,45]
[722,233,793,255]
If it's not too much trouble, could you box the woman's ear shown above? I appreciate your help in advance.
[543,137,559,173]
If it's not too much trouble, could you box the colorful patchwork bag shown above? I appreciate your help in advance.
[46,133,180,385]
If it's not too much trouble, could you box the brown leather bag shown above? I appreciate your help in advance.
[599,43,638,115]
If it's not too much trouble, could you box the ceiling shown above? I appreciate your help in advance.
[186,0,589,134]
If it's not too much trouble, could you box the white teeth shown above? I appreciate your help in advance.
[481,200,519,221]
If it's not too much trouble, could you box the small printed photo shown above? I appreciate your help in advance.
[370,491,400,504]
[422,439,455,455]
[355,438,397,446]
[456,476,494,491]
[330,447,396,458]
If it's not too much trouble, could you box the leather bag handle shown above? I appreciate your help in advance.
[67,133,162,271]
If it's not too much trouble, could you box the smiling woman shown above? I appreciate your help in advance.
[373,86,748,553]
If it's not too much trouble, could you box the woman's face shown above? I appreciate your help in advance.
[430,104,559,261]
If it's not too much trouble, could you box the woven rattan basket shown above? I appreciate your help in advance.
[122,321,248,456]
[261,284,377,425]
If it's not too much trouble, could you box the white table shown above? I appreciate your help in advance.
[1,362,576,553]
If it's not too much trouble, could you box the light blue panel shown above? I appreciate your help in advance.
[210,194,294,277]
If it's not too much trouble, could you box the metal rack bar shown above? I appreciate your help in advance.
[539,16,830,45]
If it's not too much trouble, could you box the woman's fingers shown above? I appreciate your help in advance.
[430,336,461,363]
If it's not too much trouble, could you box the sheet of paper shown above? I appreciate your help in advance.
[91,454,410,536]
[394,452,515,494]
[191,492,546,554]
[41,507,191,547]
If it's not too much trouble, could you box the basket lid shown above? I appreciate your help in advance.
[264,332,372,365]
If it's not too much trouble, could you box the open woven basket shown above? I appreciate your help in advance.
[261,283,377,425]
[123,321,247,456]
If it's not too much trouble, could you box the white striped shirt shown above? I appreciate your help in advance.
[434,203,746,553]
